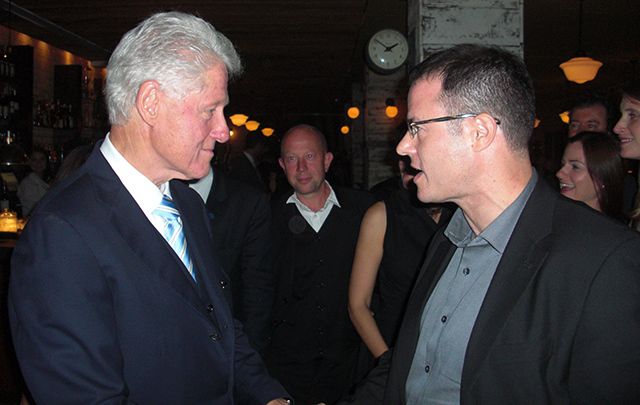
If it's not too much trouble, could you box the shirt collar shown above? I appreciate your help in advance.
[445,170,538,253]
[100,133,168,215]
[286,180,341,211]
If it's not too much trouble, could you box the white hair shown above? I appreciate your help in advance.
[105,11,242,125]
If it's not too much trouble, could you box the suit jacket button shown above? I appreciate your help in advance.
[206,304,214,313]
[219,280,228,289]
[209,333,221,342]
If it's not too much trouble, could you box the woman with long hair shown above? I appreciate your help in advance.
[556,131,625,221]
[613,85,640,227]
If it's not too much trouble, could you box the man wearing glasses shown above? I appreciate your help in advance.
[344,44,640,404]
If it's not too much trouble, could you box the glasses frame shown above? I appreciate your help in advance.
[407,113,501,138]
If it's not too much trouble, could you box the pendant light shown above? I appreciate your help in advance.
[559,0,602,84]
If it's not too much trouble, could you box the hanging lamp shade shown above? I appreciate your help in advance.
[559,111,570,124]
[229,114,249,126]
[385,98,399,118]
[340,125,350,134]
[534,118,541,128]
[261,127,274,137]
[347,107,360,119]
[559,56,603,84]
[245,120,260,131]
[560,0,602,84]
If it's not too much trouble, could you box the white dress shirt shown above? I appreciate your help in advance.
[286,181,341,232]
[100,134,170,236]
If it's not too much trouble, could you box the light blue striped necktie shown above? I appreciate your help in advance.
[154,194,196,282]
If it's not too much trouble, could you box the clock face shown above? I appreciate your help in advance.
[366,29,409,73]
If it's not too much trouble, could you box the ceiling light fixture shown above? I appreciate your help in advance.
[559,111,570,124]
[245,120,260,131]
[347,107,360,119]
[229,114,249,126]
[559,0,602,84]
[385,98,398,118]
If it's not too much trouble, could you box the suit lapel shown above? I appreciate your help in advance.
[87,150,212,321]
[461,180,556,393]
[171,181,231,331]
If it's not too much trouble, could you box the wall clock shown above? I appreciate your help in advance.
[366,29,409,74]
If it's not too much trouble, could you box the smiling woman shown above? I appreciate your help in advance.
[556,131,625,221]
[614,85,640,227]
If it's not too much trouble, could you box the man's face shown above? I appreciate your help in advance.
[568,104,608,137]
[151,63,230,182]
[396,78,471,203]
[29,151,48,176]
[614,95,640,159]
[279,129,333,197]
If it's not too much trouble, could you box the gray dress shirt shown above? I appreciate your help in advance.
[405,171,537,404]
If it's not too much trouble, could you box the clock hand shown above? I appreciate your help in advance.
[386,43,399,51]
[375,39,391,48]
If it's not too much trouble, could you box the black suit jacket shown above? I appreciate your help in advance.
[347,178,640,404]
[205,168,274,352]
[228,152,266,192]
[9,145,287,404]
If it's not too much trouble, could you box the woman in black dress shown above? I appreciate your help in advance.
[348,158,450,364]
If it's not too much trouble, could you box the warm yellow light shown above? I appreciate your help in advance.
[385,105,399,118]
[559,56,603,84]
[340,125,350,135]
[559,111,570,124]
[262,128,274,137]
[534,118,541,128]
[347,107,360,119]
[230,114,249,126]
[245,120,260,131]
[229,129,234,137]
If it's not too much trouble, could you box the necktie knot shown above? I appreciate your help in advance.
[154,195,180,222]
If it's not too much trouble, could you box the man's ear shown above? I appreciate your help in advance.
[323,151,334,172]
[468,112,499,152]
[278,157,285,171]
[136,80,161,126]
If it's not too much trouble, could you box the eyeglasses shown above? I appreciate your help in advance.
[407,113,501,138]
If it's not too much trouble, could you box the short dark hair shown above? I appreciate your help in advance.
[568,131,625,221]
[409,44,535,152]
[570,92,609,115]
[622,84,640,103]
[280,124,328,156]
[569,91,611,125]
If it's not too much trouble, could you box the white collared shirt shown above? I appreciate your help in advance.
[286,181,341,232]
[100,133,169,235]
[189,167,214,202]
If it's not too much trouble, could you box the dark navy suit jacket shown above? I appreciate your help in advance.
[9,145,287,404]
